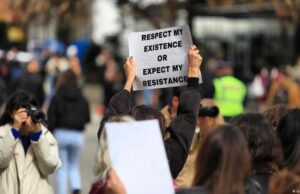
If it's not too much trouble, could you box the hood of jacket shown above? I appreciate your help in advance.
[57,84,82,101]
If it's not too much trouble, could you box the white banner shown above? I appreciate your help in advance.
[106,120,175,194]
[128,25,201,91]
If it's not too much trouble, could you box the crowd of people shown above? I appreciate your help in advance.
[0,42,300,194]
[0,44,89,194]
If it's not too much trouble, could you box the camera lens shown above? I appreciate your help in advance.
[27,106,45,123]
[31,110,45,123]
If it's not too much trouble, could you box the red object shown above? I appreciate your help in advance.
[89,180,107,194]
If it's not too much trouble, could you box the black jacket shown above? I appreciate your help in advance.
[252,173,272,194]
[97,78,201,178]
[47,84,90,132]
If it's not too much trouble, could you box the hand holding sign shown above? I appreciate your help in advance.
[123,56,137,92]
[188,45,202,78]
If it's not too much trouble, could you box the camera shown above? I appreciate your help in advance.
[26,106,46,123]
[198,105,219,118]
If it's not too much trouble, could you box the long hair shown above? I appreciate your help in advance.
[269,165,300,194]
[230,113,283,174]
[264,104,290,129]
[0,90,38,126]
[193,125,251,194]
[277,109,300,168]
[55,69,78,90]
[94,116,135,180]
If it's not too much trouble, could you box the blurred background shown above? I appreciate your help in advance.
[0,0,300,109]
[0,0,300,193]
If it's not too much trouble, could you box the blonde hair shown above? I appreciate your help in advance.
[94,116,135,180]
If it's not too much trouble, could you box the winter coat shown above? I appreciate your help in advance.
[47,84,90,132]
[98,77,201,178]
[0,124,61,194]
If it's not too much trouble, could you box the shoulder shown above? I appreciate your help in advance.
[40,126,58,144]
[0,124,12,137]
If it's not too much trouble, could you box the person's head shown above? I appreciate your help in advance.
[169,87,181,112]
[217,60,233,77]
[56,69,78,90]
[269,166,300,194]
[198,99,224,137]
[129,105,165,136]
[95,116,135,180]
[230,113,283,174]
[278,65,292,85]
[264,104,290,129]
[277,109,300,168]
[0,90,38,126]
[194,125,250,194]
[69,57,81,76]
[26,59,39,73]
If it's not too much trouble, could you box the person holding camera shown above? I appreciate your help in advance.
[48,69,90,194]
[175,99,224,188]
[0,90,61,194]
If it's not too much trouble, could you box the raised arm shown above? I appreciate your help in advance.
[98,57,137,138]
[165,45,202,178]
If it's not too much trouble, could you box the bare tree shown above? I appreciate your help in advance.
[6,0,91,25]
[273,0,300,23]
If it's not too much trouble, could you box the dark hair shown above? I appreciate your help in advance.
[277,109,300,168]
[264,104,290,129]
[0,90,38,125]
[198,105,219,118]
[194,125,250,194]
[269,166,300,194]
[129,105,165,136]
[172,87,182,98]
[230,113,283,173]
[56,69,78,90]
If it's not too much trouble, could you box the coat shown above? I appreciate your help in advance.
[0,124,61,194]
[47,84,90,132]
[98,77,201,178]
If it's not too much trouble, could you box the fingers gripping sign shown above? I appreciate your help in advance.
[124,56,137,92]
[188,45,203,78]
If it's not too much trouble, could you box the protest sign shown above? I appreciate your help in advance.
[128,25,201,91]
[105,120,175,194]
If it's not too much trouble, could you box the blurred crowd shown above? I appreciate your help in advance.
[92,46,300,194]
[0,43,83,108]
[1,38,300,194]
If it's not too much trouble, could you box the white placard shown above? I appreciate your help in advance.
[105,120,175,194]
[128,25,201,91]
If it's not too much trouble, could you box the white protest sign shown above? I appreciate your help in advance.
[128,25,201,91]
[105,120,175,194]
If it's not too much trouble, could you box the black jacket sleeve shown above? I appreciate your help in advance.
[164,77,201,178]
[97,90,132,138]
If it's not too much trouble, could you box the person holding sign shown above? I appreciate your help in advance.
[98,45,202,179]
